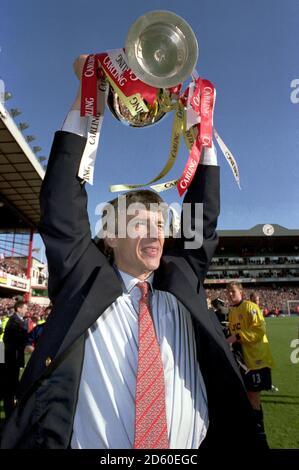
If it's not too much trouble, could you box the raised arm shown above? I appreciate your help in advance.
[39,58,92,301]
[179,146,220,282]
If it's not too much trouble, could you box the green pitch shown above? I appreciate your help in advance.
[262,316,299,449]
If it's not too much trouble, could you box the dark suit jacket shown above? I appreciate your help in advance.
[1,131,258,449]
[3,314,27,368]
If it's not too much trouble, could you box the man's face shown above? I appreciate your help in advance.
[227,286,243,306]
[44,308,51,319]
[107,209,165,280]
[17,304,28,317]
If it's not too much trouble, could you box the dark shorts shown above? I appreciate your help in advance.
[241,367,272,392]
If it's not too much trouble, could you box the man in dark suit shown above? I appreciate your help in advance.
[1,57,259,449]
[3,300,28,419]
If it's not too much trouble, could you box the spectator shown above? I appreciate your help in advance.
[3,301,28,419]
[211,297,229,324]
[250,292,260,306]
[0,314,9,342]
[24,306,52,354]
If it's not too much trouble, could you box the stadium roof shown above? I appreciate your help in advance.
[218,224,299,238]
[0,102,45,231]
[216,224,299,256]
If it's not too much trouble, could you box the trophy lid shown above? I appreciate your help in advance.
[125,10,198,88]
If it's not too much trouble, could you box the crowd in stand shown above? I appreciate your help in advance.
[210,256,299,266]
[207,257,299,280]
[206,286,299,315]
[0,259,27,279]
[206,269,299,280]
[0,298,47,322]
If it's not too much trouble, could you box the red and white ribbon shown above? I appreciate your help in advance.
[80,54,98,117]
[78,74,108,184]
[177,78,216,196]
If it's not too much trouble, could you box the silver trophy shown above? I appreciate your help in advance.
[107,10,198,127]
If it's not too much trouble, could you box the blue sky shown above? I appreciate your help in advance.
[1,0,299,256]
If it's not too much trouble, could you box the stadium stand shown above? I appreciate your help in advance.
[205,224,299,315]
[0,100,45,301]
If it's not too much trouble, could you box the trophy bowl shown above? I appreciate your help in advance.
[125,10,198,89]
[107,87,167,127]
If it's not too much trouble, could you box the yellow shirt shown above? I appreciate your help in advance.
[0,316,9,342]
[229,300,274,370]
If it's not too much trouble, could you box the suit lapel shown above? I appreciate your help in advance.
[154,257,203,322]
[55,263,123,359]
[154,257,232,352]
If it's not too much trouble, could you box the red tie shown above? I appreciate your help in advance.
[133,281,169,449]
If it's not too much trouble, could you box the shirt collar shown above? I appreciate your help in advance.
[15,313,24,321]
[116,267,154,294]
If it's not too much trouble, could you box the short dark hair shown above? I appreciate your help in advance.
[103,190,165,229]
[250,292,259,301]
[95,190,167,259]
[211,297,225,309]
[227,281,243,291]
[14,300,27,312]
